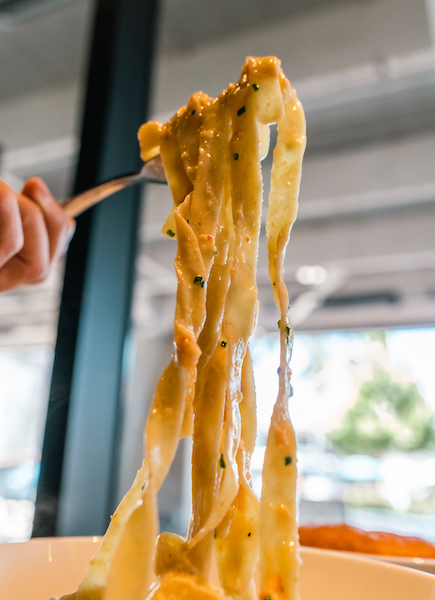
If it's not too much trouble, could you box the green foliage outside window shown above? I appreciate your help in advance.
[329,364,435,456]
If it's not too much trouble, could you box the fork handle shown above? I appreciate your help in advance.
[62,171,141,218]
[62,155,166,218]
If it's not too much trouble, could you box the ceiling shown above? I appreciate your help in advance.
[157,0,354,54]
[0,0,92,100]
[0,0,354,101]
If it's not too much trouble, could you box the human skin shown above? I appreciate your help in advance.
[0,177,73,292]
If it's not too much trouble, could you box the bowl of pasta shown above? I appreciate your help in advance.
[1,536,435,600]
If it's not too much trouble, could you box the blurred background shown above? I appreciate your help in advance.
[0,0,434,543]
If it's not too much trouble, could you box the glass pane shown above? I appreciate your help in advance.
[251,327,435,539]
[0,266,66,541]
[0,340,54,541]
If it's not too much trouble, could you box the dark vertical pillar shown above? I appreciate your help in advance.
[33,0,159,536]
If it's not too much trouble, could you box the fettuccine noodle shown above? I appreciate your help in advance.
[58,56,306,600]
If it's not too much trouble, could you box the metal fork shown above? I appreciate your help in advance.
[62,155,166,218]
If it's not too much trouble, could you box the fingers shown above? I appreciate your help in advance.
[22,177,73,262]
[0,180,25,269]
[0,193,51,292]
[0,177,74,292]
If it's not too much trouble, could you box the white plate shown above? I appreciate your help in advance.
[370,554,435,575]
[1,537,435,600]
[0,536,100,600]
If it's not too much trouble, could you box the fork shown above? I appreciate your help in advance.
[62,155,166,218]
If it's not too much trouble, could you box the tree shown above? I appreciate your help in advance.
[329,364,435,456]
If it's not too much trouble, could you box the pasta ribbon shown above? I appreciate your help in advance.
[61,56,305,600]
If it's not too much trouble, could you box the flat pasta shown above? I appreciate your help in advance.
[57,56,306,600]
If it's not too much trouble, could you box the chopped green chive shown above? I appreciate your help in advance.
[252,83,259,91]
[237,105,246,116]
[166,229,176,238]
[278,319,291,339]
[285,456,292,466]
[264,595,272,600]
[285,324,291,345]
[194,276,205,288]
[220,340,227,347]
[220,454,226,468]
[214,529,217,538]
[233,153,239,160]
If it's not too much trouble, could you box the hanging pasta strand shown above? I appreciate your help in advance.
[259,73,306,600]
[72,462,150,600]
[214,349,259,600]
[183,177,235,576]
[103,480,158,600]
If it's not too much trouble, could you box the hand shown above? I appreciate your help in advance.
[0,177,74,292]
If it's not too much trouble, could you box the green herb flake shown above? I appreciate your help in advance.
[252,83,259,91]
[220,454,226,468]
[166,229,176,238]
[285,324,291,344]
[247,532,251,537]
[233,153,239,160]
[285,456,292,466]
[221,340,227,348]
[264,595,272,600]
[278,318,291,341]
[194,276,205,288]
[237,105,246,116]
[214,529,217,539]
[191,109,196,115]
